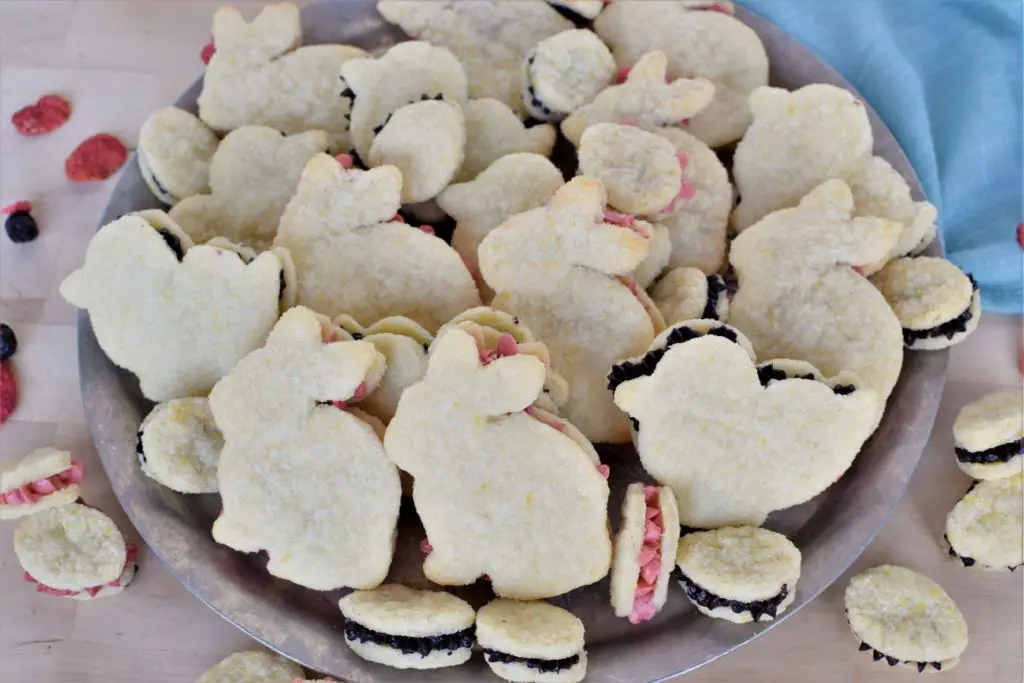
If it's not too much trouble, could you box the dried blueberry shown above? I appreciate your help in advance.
[0,324,16,361]
[5,211,38,243]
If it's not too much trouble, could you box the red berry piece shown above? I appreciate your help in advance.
[1017,222,1023,249]
[0,324,16,361]
[200,39,216,65]
[65,134,129,183]
[0,360,16,425]
[11,94,71,137]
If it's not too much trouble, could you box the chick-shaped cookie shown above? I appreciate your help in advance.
[166,124,328,250]
[479,176,664,443]
[197,3,365,152]
[60,212,284,402]
[729,180,904,409]
[610,320,879,528]
[731,84,873,232]
[273,154,480,330]
[138,107,220,205]
[456,99,557,183]
[385,325,611,599]
[562,50,715,147]
[341,41,468,166]
[211,306,400,590]
[594,1,767,147]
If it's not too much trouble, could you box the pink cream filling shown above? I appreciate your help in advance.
[663,153,696,214]
[324,382,367,410]
[629,486,664,624]
[0,459,84,506]
[24,542,137,598]
[334,153,355,169]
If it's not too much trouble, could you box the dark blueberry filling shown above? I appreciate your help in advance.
[700,274,728,320]
[548,2,592,27]
[5,210,39,244]
[673,568,789,622]
[833,384,856,395]
[607,324,708,392]
[343,618,473,658]
[857,642,944,671]
[157,229,184,261]
[524,78,555,117]
[756,363,856,396]
[135,430,146,464]
[483,649,581,674]
[278,270,286,301]
[954,438,1022,465]
[902,275,978,346]
[148,171,176,203]
[372,112,394,136]
[350,331,364,340]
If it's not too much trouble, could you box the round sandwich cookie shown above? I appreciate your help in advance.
[477,599,587,683]
[137,397,223,494]
[523,29,616,122]
[338,584,475,670]
[611,483,681,623]
[196,650,304,683]
[952,390,1023,480]
[649,268,729,326]
[945,475,1023,572]
[138,107,219,206]
[845,565,968,672]
[674,526,801,624]
[14,502,138,600]
[870,256,981,351]
[0,447,84,520]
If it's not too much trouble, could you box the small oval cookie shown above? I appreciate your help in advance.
[196,651,304,683]
[137,397,223,494]
[477,598,587,683]
[523,29,615,122]
[578,123,682,215]
[945,475,1023,571]
[952,390,1023,480]
[674,526,800,624]
[0,447,83,520]
[138,107,219,205]
[845,565,968,672]
[649,268,728,325]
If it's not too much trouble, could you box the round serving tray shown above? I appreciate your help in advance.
[79,2,948,681]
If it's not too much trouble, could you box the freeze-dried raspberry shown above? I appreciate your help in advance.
[65,134,129,182]
[11,94,71,136]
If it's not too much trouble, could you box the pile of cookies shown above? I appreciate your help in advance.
[36,0,1016,680]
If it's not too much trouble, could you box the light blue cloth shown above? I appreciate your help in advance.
[740,0,1023,314]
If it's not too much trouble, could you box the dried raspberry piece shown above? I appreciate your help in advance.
[1017,222,1023,249]
[0,360,16,425]
[65,134,129,183]
[334,153,355,169]
[11,94,71,137]
[200,39,216,65]
[1,201,32,215]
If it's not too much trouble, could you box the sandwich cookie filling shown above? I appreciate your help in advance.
[628,485,665,623]
[955,438,1023,465]
[854,641,947,672]
[0,459,83,506]
[342,619,474,658]
[24,542,138,598]
[482,649,580,674]
[608,322,743,393]
[673,567,790,622]
[901,275,978,347]
[701,274,728,320]
[755,362,858,396]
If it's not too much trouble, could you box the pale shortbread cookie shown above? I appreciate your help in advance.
[197,651,304,683]
[440,153,564,285]
[197,3,365,152]
[945,475,1023,571]
[0,448,82,520]
[952,391,1023,480]
[479,176,660,443]
[341,41,468,165]
[60,212,285,402]
[649,268,729,325]
[169,126,328,250]
[845,565,968,673]
[631,222,671,288]
[650,126,732,273]
[578,123,682,215]
[610,483,680,622]
[210,307,401,590]
[594,2,767,147]
[871,257,981,351]
[610,321,878,528]
[547,0,606,22]
[368,99,466,204]
[675,526,800,623]
[523,29,615,122]
[137,398,222,494]
[457,99,556,183]
[732,84,873,232]
[376,1,573,115]
[339,584,475,669]
[273,155,480,330]
[478,599,587,683]
[384,327,611,599]
[137,107,219,205]
[729,181,903,411]
[561,50,715,147]
[14,503,126,592]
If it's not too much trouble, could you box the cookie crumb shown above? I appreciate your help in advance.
[11,94,71,136]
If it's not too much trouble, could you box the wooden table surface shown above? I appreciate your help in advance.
[0,2,1021,681]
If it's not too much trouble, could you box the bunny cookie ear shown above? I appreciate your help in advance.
[747,85,790,116]
[212,3,301,62]
[626,50,670,83]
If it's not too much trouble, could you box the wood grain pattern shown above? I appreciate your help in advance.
[0,2,1020,681]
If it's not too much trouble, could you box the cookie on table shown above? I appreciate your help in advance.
[675,526,800,623]
[870,257,981,351]
[649,268,728,325]
[477,599,588,683]
[338,584,475,669]
[845,565,968,672]
[945,475,1023,572]
[611,483,680,623]
[197,651,304,683]
[457,99,556,183]
[523,29,615,122]
[136,398,222,494]
[15,503,138,600]
[137,107,219,205]
[0,447,83,520]
[952,390,1023,480]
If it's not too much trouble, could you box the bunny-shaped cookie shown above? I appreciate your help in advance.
[385,326,611,599]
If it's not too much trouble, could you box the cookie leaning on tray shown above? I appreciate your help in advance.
[21,0,999,679]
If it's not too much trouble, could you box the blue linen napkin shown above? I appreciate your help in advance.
[740,0,1023,314]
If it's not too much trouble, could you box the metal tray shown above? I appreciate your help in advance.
[78,2,948,681]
